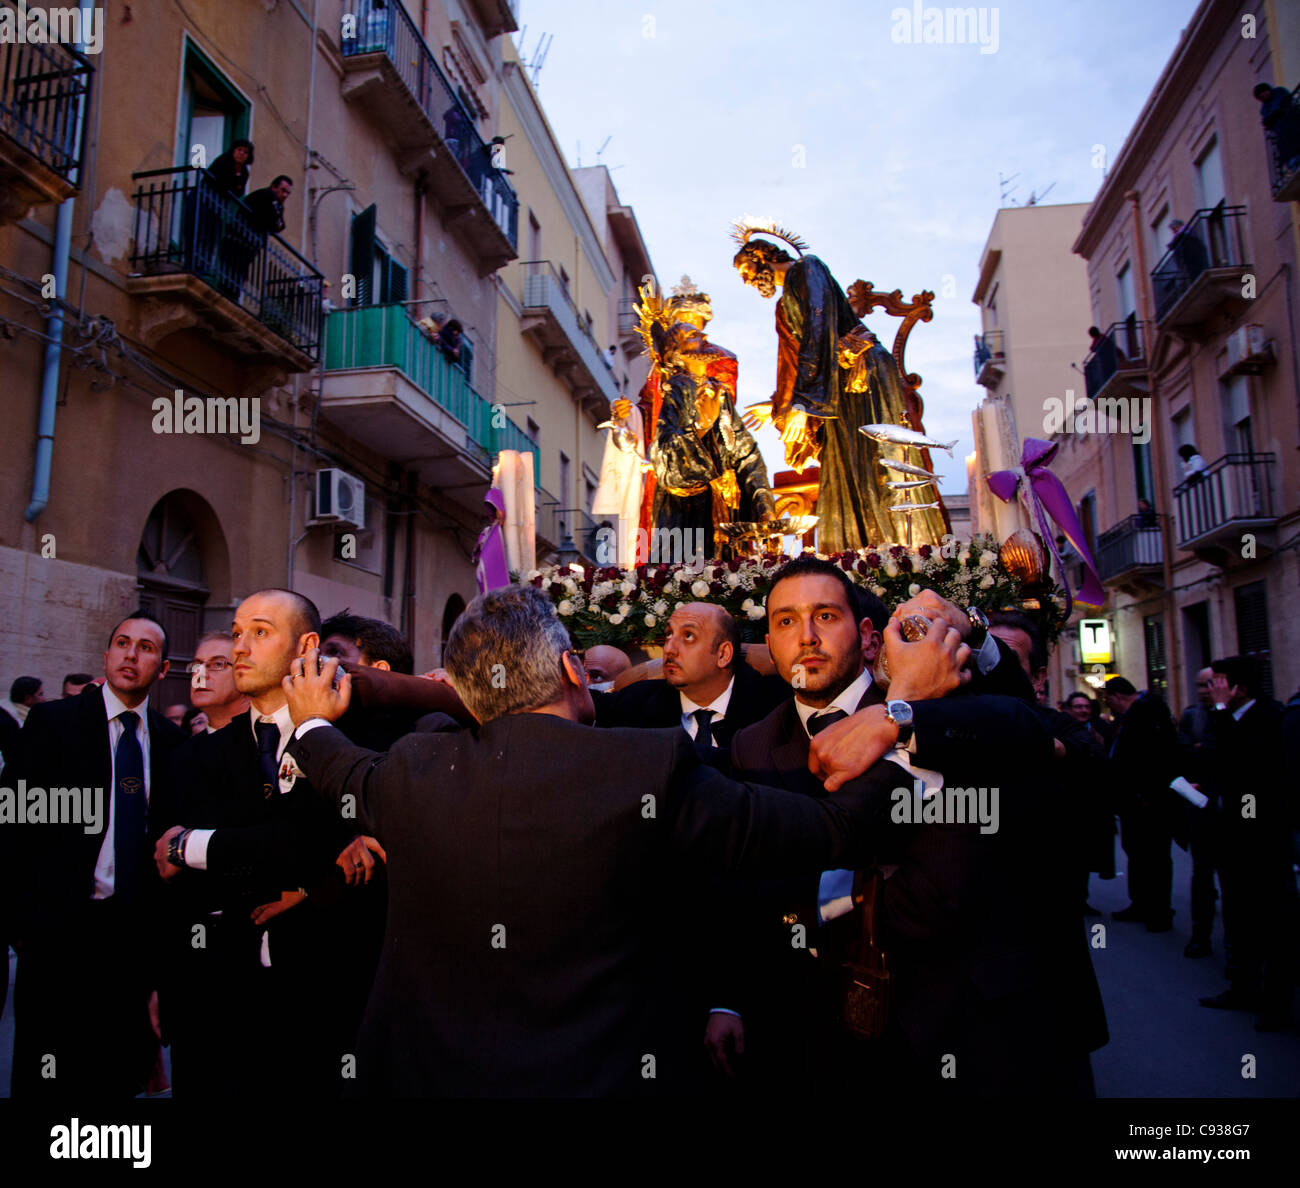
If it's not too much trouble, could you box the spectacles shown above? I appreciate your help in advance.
[187,659,233,675]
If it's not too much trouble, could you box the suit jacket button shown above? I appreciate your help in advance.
[782,913,798,925]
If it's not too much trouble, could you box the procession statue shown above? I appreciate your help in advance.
[731,218,951,552]
[634,277,776,562]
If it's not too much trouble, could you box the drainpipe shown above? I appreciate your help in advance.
[25,195,75,522]
[1127,188,1181,700]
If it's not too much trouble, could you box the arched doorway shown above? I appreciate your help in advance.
[136,491,224,712]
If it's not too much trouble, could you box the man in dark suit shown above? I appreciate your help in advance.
[1,611,184,1097]
[1104,674,1183,931]
[278,583,912,1097]
[153,589,383,1097]
[712,558,1074,1092]
[594,601,790,769]
[1198,655,1296,1031]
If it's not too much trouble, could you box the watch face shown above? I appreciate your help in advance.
[887,699,914,725]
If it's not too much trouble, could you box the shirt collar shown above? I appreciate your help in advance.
[680,675,735,721]
[1232,698,1256,722]
[795,667,873,736]
[102,681,149,734]
[250,701,295,756]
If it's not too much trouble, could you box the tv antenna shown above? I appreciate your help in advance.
[998,171,1019,204]
[520,31,552,86]
[1024,181,1057,206]
[595,135,612,164]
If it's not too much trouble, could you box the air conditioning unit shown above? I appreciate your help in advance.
[311,468,366,529]
[1220,324,1273,377]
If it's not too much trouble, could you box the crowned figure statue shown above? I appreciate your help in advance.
[731,219,948,552]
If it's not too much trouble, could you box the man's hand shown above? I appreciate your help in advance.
[704,1012,745,1078]
[809,703,899,793]
[891,590,969,638]
[1209,672,1238,707]
[741,401,773,432]
[282,647,351,726]
[250,889,307,927]
[881,618,971,701]
[154,826,186,882]
[337,834,387,886]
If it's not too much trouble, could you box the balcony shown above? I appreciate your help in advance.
[1150,206,1250,335]
[0,20,92,221]
[1095,514,1163,584]
[1084,319,1149,402]
[127,168,323,376]
[321,302,537,512]
[1173,453,1276,556]
[973,330,1005,388]
[464,0,519,39]
[535,485,561,550]
[1262,83,1300,202]
[339,0,517,274]
[617,296,642,352]
[518,261,620,414]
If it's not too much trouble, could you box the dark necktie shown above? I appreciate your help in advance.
[113,710,147,903]
[808,708,849,737]
[692,708,716,751]
[255,719,280,799]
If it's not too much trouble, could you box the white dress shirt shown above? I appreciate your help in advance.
[92,683,152,900]
[680,677,735,742]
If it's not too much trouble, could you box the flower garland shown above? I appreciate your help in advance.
[523,535,1061,649]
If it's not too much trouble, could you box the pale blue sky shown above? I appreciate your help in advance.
[516,0,1199,493]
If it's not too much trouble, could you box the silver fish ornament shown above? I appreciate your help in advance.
[886,479,937,490]
[879,458,941,480]
[859,423,958,454]
[889,501,942,512]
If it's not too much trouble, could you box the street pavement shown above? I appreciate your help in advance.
[1,842,1297,1098]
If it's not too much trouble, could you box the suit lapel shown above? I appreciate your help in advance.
[770,701,818,795]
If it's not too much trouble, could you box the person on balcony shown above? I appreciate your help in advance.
[435,319,464,364]
[1177,443,1207,484]
[218,175,292,304]
[1167,218,1208,282]
[207,139,254,198]
[245,174,292,236]
[1254,82,1300,174]
[1136,498,1157,528]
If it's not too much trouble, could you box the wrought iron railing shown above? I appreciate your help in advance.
[340,0,518,248]
[973,330,1005,380]
[617,296,640,336]
[1084,319,1147,399]
[1150,205,1249,323]
[1260,82,1300,200]
[1172,452,1275,546]
[130,167,324,358]
[322,301,537,472]
[1095,513,1163,581]
[0,5,92,186]
[534,485,561,547]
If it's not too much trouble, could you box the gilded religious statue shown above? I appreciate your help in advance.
[731,219,950,553]
[635,278,776,561]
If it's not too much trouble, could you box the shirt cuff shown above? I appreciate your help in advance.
[976,632,1000,674]
[293,718,333,739]
[184,828,215,870]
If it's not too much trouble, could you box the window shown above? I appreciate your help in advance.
[559,265,570,295]
[528,212,541,263]
[526,417,540,444]
[1233,581,1273,698]
[1143,614,1168,699]
[177,41,250,170]
[1149,203,1169,265]
[559,451,571,509]
[1196,139,1225,212]
[349,205,408,306]
[1116,262,1136,322]
[1219,374,1253,455]
[1132,441,1154,507]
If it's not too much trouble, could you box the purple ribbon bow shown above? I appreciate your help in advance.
[986,437,1104,616]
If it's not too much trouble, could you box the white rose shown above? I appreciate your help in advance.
[618,603,631,617]
[726,572,742,587]
[979,551,997,568]
[747,605,766,620]
[908,583,921,596]
[644,614,657,628]
[557,600,574,616]
[978,575,995,590]
[884,561,899,578]
[872,585,887,597]
[608,613,624,625]
[621,581,635,596]
[564,578,578,594]
[741,598,755,611]
[691,580,710,598]
[653,599,669,616]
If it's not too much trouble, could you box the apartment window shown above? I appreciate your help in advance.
[177,42,250,170]
[1171,406,1195,454]
[559,265,570,296]
[985,284,998,328]
[584,476,597,513]
[559,451,571,509]
[1143,614,1168,699]
[1196,139,1225,212]
[1149,203,1169,265]
[349,205,409,306]
[1132,441,1154,508]
[1116,262,1136,322]
[1233,581,1273,698]
[1219,373,1253,455]
[525,417,540,444]
[528,212,541,264]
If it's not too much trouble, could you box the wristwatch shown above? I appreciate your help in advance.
[168,828,191,869]
[965,606,989,647]
[885,699,915,747]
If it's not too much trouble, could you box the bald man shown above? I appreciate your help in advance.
[583,645,632,693]
[592,602,790,768]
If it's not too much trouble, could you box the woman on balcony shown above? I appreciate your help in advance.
[207,138,254,198]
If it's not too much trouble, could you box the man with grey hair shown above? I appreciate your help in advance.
[280,584,911,1096]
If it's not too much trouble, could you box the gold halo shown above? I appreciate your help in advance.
[730,216,808,257]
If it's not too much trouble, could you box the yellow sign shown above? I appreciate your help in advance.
[1079,619,1112,665]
